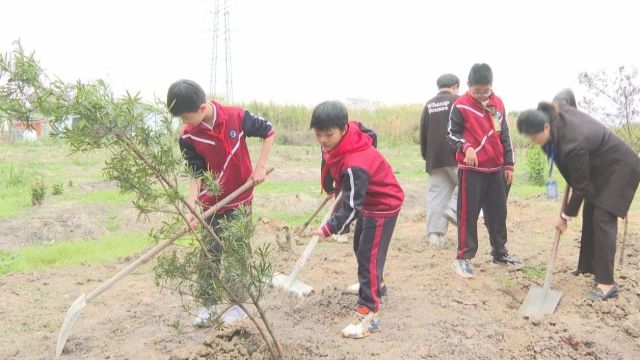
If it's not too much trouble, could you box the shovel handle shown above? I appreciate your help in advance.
[542,184,570,291]
[85,168,273,302]
[284,192,342,289]
[292,194,333,240]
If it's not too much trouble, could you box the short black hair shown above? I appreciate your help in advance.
[166,79,206,116]
[517,109,550,135]
[468,63,493,86]
[309,101,348,131]
[436,73,460,89]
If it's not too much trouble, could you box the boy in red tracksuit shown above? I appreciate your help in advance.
[447,63,521,279]
[311,101,404,339]
[166,79,275,326]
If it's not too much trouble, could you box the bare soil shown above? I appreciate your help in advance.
[1,178,639,359]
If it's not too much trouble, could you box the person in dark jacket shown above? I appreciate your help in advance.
[311,101,404,339]
[517,89,640,301]
[420,73,460,246]
[447,63,521,279]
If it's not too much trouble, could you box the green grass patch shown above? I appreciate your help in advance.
[0,186,31,218]
[105,216,120,231]
[0,232,151,277]
[255,209,318,228]
[254,180,318,195]
[521,265,546,280]
[68,189,134,204]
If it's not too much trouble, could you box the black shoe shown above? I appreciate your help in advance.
[569,268,591,276]
[586,284,619,302]
[492,254,523,267]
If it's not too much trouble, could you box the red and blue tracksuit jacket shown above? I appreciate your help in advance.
[179,100,274,214]
[320,121,404,237]
[447,92,514,173]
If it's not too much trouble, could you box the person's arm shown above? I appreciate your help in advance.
[185,177,202,229]
[419,105,429,161]
[179,136,207,229]
[321,156,336,194]
[448,106,476,166]
[251,135,274,184]
[242,110,275,184]
[447,105,466,152]
[315,167,369,237]
[555,186,572,234]
[563,147,593,217]
[499,106,515,185]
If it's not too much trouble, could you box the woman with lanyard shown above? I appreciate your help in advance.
[516,89,640,301]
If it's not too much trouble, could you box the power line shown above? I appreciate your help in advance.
[209,0,220,97]
[208,0,233,102]
[223,0,233,102]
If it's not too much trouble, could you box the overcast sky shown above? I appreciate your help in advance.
[1,0,638,111]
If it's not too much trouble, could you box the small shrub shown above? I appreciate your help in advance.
[105,216,120,231]
[0,163,31,186]
[52,182,64,195]
[31,179,47,205]
[526,147,547,186]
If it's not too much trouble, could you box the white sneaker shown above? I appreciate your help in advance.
[346,282,360,294]
[429,233,445,247]
[221,305,248,324]
[193,306,214,327]
[194,304,248,327]
[331,233,350,243]
[341,311,380,339]
[452,259,475,278]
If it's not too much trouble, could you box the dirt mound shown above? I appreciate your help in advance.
[0,203,156,249]
[169,325,331,360]
[286,287,356,326]
[0,203,104,249]
[169,327,265,360]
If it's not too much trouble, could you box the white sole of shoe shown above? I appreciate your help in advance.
[452,261,475,279]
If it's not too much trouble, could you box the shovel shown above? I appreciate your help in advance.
[291,194,332,242]
[519,184,570,319]
[56,168,273,357]
[271,192,342,297]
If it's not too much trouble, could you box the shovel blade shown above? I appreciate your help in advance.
[56,293,87,358]
[270,273,314,297]
[519,287,563,318]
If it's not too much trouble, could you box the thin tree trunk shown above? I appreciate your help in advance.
[619,217,629,266]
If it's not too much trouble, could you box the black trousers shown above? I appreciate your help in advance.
[353,214,398,312]
[577,201,618,285]
[456,170,508,260]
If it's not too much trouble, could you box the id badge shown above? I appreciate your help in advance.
[546,180,558,200]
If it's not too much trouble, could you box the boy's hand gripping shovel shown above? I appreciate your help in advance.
[56,168,273,358]
[271,193,342,297]
[519,184,570,319]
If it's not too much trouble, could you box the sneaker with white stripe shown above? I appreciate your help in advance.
[452,259,475,278]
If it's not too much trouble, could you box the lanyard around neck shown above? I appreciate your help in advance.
[546,142,555,179]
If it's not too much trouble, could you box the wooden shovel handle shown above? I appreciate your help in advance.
[85,167,273,302]
[292,194,333,240]
[542,184,570,290]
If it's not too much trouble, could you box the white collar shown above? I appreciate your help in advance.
[201,102,217,130]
